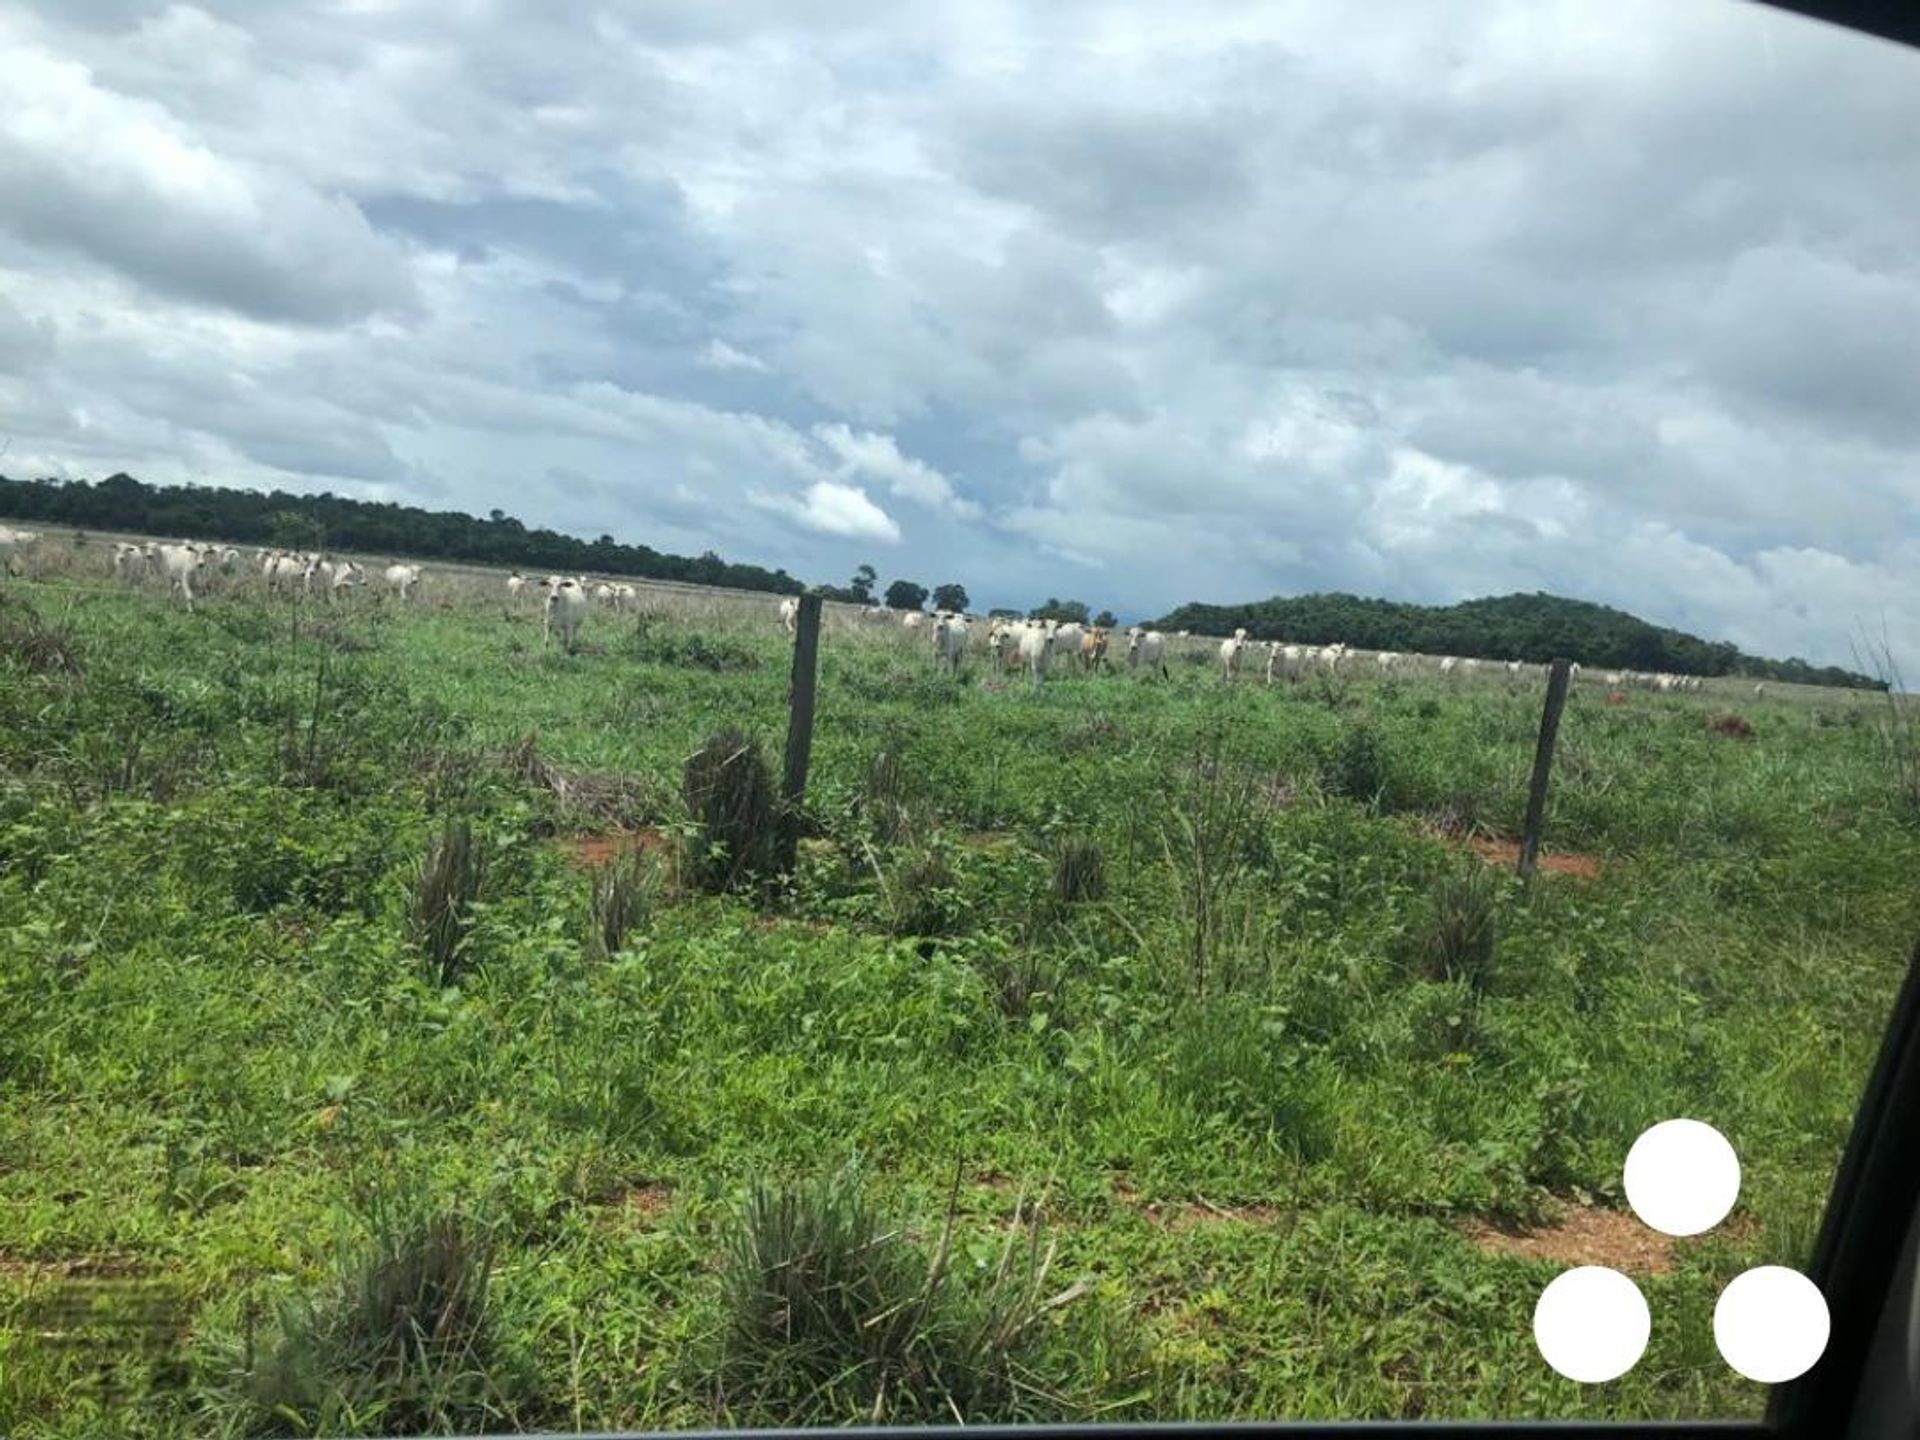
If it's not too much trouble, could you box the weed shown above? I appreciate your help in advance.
[1050,834,1107,906]
[712,1169,1079,1424]
[584,852,651,961]
[218,1207,533,1434]
[683,727,777,894]
[1402,864,1502,997]
[412,817,486,985]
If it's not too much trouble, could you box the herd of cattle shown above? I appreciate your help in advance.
[0,525,1766,697]
[793,601,1753,697]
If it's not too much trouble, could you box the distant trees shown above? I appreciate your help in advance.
[884,579,929,612]
[1093,609,1117,628]
[1148,590,1885,689]
[851,564,877,602]
[0,472,805,596]
[266,509,324,551]
[931,582,969,613]
[1029,597,1091,624]
[987,607,1022,619]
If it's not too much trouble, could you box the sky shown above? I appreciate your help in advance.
[1,1,1918,674]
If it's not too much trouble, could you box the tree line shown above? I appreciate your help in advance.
[0,473,806,596]
[1151,590,1885,690]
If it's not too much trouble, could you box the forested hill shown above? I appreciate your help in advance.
[0,473,804,596]
[1151,590,1885,690]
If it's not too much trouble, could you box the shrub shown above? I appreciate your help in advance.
[1325,722,1390,809]
[0,594,81,678]
[861,746,916,846]
[411,818,486,986]
[683,728,778,894]
[887,842,961,937]
[1401,864,1502,997]
[226,1208,534,1435]
[1405,978,1485,1060]
[712,1169,1075,1424]
[1050,835,1106,906]
[584,852,651,962]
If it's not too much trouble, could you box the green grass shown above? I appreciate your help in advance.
[2,574,1915,1434]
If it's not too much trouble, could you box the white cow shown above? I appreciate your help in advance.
[614,583,637,612]
[111,541,147,583]
[778,596,799,634]
[506,572,528,606]
[1376,651,1399,674]
[1439,656,1459,677]
[542,575,588,650]
[1049,622,1086,661]
[153,542,205,611]
[267,553,306,591]
[902,611,926,630]
[932,613,970,674]
[325,560,364,601]
[0,526,40,576]
[1507,660,1523,677]
[1219,628,1249,681]
[1017,620,1055,688]
[383,564,421,600]
[1126,627,1168,678]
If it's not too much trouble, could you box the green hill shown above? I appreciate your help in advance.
[1150,590,1884,690]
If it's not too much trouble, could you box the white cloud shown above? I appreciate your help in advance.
[697,337,771,372]
[812,422,982,519]
[749,479,903,542]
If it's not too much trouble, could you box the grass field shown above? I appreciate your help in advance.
[3,546,1916,1436]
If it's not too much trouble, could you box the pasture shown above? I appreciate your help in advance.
[1,538,1915,1436]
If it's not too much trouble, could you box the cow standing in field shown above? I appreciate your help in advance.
[1017,620,1054,689]
[383,564,421,600]
[1219,628,1249,682]
[933,613,970,675]
[152,542,205,611]
[779,596,799,634]
[1126,627,1168,678]
[1082,629,1113,675]
[542,575,588,651]
[0,526,40,577]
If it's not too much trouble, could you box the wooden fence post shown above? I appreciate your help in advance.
[778,594,823,873]
[1518,657,1573,881]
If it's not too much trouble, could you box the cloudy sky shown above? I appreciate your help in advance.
[2,1,1918,671]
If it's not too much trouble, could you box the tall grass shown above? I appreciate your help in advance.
[1402,863,1503,997]
[682,727,777,894]
[215,1207,535,1435]
[583,852,651,962]
[411,817,486,986]
[712,1169,1083,1424]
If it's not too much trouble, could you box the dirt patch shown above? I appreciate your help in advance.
[1459,1202,1673,1274]
[557,826,671,870]
[1707,714,1756,740]
[1463,834,1603,880]
[614,1181,675,1221]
